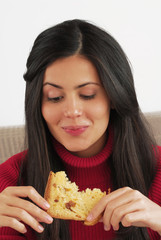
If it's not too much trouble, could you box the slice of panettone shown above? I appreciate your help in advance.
[44,171,107,225]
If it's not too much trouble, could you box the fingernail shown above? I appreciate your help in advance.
[104,225,110,231]
[23,227,27,233]
[113,225,119,231]
[46,215,53,223]
[104,225,108,231]
[44,201,50,209]
[86,213,93,221]
[38,224,44,232]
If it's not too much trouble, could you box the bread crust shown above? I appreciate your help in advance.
[44,171,55,204]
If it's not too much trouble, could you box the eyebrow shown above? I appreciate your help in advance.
[43,82,100,89]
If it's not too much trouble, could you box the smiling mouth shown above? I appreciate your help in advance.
[62,126,89,136]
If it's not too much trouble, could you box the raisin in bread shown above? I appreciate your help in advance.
[44,171,107,226]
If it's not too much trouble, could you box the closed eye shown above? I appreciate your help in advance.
[80,94,96,100]
[48,96,63,103]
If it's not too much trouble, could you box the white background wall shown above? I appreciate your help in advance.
[0,0,161,127]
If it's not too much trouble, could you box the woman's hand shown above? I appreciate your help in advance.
[0,186,53,234]
[86,187,161,235]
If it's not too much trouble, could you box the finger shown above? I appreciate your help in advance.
[109,199,144,231]
[121,210,147,228]
[103,191,143,230]
[122,208,161,233]
[0,215,27,234]
[4,186,50,210]
[86,187,132,222]
[6,197,53,224]
[1,205,45,233]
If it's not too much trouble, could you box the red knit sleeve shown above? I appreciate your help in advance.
[0,152,36,240]
[148,146,161,239]
[0,152,25,192]
[149,146,161,205]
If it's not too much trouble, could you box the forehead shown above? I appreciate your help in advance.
[43,55,101,85]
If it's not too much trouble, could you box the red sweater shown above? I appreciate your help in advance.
[0,135,161,239]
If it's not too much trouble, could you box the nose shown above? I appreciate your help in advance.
[64,96,82,118]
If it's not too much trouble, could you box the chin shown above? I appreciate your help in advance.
[63,142,88,153]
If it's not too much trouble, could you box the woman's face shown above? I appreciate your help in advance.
[42,55,111,157]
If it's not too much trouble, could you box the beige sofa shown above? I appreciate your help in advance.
[0,112,161,164]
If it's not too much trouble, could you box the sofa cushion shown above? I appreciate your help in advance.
[145,112,161,147]
[0,126,25,164]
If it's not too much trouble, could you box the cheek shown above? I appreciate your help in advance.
[41,104,59,124]
[89,101,110,120]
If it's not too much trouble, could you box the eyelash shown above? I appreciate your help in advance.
[80,94,96,100]
[48,96,63,103]
[48,94,96,103]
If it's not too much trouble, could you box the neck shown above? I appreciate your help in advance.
[53,126,113,191]
[70,132,108,158]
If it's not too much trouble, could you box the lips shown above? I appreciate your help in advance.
[62,126,89,136]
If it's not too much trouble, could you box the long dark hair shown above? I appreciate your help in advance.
[20,19,158,240]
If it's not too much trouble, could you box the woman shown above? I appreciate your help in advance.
[0,19,161,240]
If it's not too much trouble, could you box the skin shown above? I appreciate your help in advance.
[0,55,111,234]
[86,187,161,235]
[0,55,161,236]
[0,186,53,233]
[41,55,111,157]
[42,55,161,236]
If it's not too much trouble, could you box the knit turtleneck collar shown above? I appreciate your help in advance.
[53,127,113,192]
[53,126,113,169]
